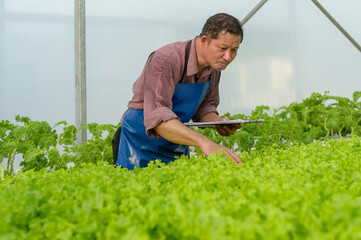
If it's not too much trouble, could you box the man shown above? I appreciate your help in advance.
[113,13,243,170]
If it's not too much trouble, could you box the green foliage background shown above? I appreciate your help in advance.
[1,91,361,175]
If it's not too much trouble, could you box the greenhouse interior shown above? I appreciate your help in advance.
[1,0,361,239]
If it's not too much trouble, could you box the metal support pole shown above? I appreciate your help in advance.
[241,0,268,26]
[311,0,361,53]
[74,0,87,144]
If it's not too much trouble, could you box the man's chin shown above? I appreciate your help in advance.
[215,66,228,71]
[214,62,229,71]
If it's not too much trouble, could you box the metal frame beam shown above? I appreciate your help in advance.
[311,0,361,53]
[241,0,267,26]
[241,0,360,53]
[241,0,269,26]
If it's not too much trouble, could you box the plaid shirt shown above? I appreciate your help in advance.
[125,36,221,138]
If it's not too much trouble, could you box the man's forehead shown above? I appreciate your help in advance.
[212,32,242,45]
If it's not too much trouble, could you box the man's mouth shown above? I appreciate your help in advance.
[219,62,229,67]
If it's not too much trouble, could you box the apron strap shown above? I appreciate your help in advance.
[112,126,122,165]
[179,40,192,83]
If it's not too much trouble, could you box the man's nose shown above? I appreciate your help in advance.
[223,50,232,62]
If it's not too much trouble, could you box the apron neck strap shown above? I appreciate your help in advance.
[179,40,192,83]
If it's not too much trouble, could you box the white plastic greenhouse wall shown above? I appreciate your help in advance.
[0,0,360,124]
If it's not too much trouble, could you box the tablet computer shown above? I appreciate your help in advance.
[184,119,265,128]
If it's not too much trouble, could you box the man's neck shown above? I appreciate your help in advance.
[195,36,209,74]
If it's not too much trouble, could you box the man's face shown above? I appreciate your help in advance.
[202,31,242,71]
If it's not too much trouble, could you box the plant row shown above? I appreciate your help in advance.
[1,137,361,239]
[1,91,361,175]
[196,91,361,153]
[0,116,118,176]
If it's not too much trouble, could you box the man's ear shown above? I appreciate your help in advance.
[199,35,209,47]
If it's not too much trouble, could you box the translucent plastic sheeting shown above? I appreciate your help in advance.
[0,0,360,126]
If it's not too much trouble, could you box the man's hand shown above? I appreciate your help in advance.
[199,139,243,164]
[154,119,243,164]
[216,116,241,136]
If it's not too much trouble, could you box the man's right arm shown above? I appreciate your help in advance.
[154,119,243,164]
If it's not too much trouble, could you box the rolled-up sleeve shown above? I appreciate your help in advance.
[143,52,182,138]
[192,70,221,122]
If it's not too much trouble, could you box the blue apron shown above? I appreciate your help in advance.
[116,41,211,170]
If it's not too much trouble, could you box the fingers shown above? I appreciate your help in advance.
[199,140,243,164]
[224,148,243,164]
[216,117,241,136]
[216,147,243,164]
[216,124,240,136]
[216,125,228,136]
[223,127,233,136]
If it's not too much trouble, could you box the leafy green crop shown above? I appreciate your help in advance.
[196,91,361,153]
[0,116,58,175]
[1,91,361,175]
[1,137,361,239]
[0,117,119,175]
